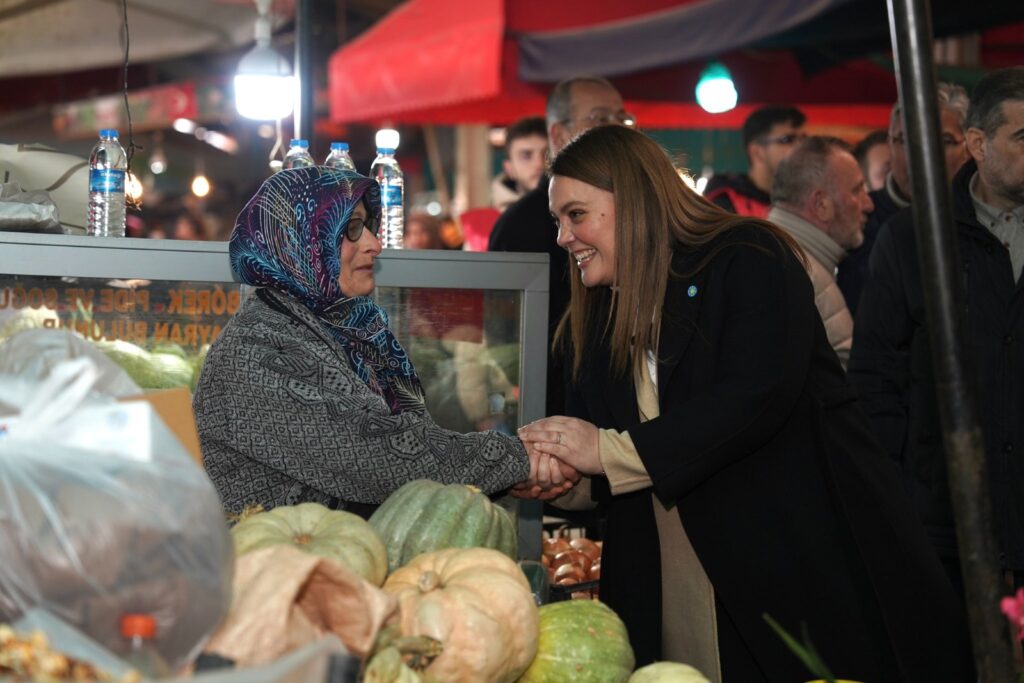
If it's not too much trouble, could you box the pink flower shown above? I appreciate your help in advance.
[1000,588,1024,640]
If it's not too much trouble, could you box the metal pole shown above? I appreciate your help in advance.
[886,0,1016,679]
[423,125,453,216]
[294,0,314,142]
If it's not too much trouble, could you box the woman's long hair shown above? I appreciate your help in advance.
[550,125,800,381]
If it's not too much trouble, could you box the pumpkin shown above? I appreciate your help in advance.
[369,479,517,572]
[231,502,388,586]
[364,647,424,683]
[519,600,635,683]
[383,547,539,683]
[628,662,711,682]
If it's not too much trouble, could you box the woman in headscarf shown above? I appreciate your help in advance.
[193,168,554,518]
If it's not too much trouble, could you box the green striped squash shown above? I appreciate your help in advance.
[519,600,635,683]
[369,479,517,573]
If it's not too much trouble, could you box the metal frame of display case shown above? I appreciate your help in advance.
[0,233,550,559]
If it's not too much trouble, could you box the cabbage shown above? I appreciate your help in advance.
[0,309,59,342]
[98,340,195,390]
[149,352,195,389]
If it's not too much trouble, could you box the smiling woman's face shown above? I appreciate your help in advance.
[338,201,381,297]
[549,175,617,287]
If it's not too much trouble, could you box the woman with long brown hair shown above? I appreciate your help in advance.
[518,125,972,682]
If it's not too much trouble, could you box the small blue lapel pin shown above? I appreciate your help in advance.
[687,285,698,298]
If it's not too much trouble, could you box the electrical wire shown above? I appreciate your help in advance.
[120,0,141,209]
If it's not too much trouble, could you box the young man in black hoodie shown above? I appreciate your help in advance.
[705,105,806,218]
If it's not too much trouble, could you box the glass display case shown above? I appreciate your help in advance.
[0,233,550,558]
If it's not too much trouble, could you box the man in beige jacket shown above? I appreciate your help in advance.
[768,136,874,368]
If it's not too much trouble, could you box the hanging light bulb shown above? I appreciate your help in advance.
[695,62,738,114]
[149,153,166,175]
[192,174,211,198]
[148,139,167,174]
[375,128,400,150]
[126,172,144,203]
[234,0,294,120]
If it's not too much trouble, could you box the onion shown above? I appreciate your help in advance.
[554,550,591,575]
[553,563,587,583]
[569,538,601,563]
[544,537,571,557]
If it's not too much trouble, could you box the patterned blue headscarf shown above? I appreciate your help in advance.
[230,167,423,413]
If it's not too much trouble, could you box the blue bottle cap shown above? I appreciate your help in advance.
[376,148,395,155]
[290,139,309,148]
[100,129,119,138]
[331,142,349,151]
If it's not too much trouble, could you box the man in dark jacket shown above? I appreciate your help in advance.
[705,105,806,218]
[488,76,632,415]
[849,67,1024,594]
[838,83,971,314]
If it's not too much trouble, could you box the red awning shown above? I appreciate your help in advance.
[328,0,898,128]
[329,0,507,123]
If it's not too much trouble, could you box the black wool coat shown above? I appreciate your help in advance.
[850,159,1024,570]
[567,225,973,682]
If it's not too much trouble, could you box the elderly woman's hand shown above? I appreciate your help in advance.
[518,416,603,476]
[509,447,580,500]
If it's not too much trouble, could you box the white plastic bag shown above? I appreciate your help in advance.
[0,358,234,672]
[0,328,141,397]
[0,181,61,232]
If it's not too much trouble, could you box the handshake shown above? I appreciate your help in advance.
[511,416,603,501]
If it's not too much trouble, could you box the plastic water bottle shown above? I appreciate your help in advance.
[120,613,171,679]
[324,142,356,171]
[370,147,404,248]
[282,139,315,169]
[88,129,127,237]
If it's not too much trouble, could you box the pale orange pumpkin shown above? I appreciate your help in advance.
[383,547,539,683]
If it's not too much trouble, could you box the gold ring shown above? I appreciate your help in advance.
[556,432,562,445]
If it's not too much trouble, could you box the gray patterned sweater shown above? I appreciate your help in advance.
[193,290,530,515]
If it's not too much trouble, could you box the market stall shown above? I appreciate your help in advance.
[0,234,550,558]
[2,231,606,679]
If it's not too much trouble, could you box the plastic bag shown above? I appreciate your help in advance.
[0,181,61,232]
[0,142,88,234]
[0,358,234,672]
[13,608,354,683]
[0,328,141,397]
[206,544,397,666]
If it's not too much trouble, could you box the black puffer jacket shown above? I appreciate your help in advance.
[849,160,1024,568]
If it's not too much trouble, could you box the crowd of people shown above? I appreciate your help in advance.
[190,66,1024,682]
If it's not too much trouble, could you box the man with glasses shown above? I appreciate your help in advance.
[838,83,970,314]
[850,68,1024,597]
[705,105,806,218]
[488,76,632,416]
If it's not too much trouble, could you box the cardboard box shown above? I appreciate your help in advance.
[119,387,203,467]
